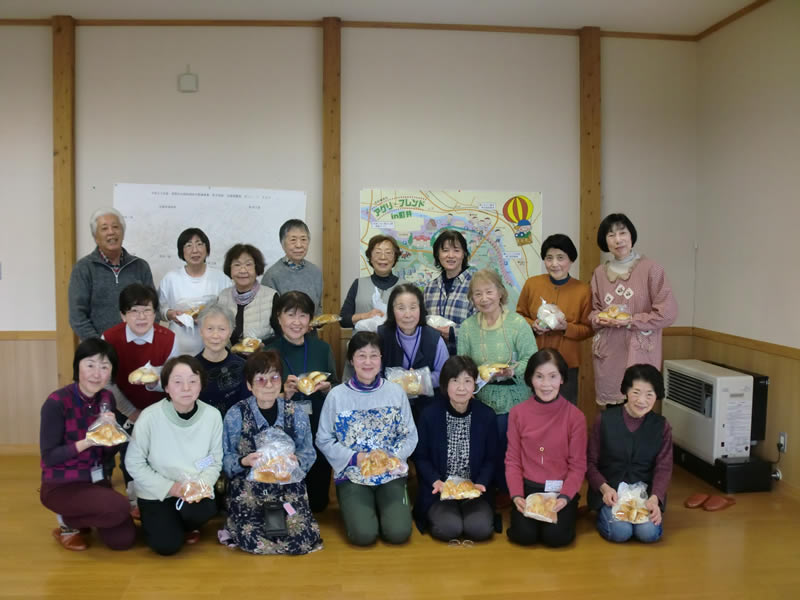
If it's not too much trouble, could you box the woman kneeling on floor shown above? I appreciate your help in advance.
[587,363,672,543]
[221,350,322,554]
[316,331,418,546]
[125,355,223,555]
[506,349,587,548]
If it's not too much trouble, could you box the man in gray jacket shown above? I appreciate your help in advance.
[68,207,154,340]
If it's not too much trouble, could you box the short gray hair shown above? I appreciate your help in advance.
[90,207,126,236]
[197,303,235,331]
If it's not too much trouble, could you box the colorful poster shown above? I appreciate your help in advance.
[359,189,543,308]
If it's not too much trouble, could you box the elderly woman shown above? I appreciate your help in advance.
[590,214,678,405]
[264,291,339,512]
[413,356,498,542]
[457,269,537,491]
[195,304,250,417]
[216,243,279,346]
[40,338,135,552]
[261,219,323,314]
[516,234,592,405]
[423,229,477,354]
[221,350,322,554]
[339,234,405,329]
[125,356,223,555]
[316,332,418,546]
[158,227,231,355]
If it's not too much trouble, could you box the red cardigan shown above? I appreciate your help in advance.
[505,395,587,500]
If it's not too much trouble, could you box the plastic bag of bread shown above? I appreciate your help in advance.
[426,315,457,329]
[309,313,341,329]
[523,492,559,523]
[173,295,216,320]
[477,362,511,383]
[385,366,434,398]
[536,298,566,330]
[178,475,214,504]
[127,361,161,385]
[359,449,408,479]
[231,335,262,355]
[440,477,482,500]
[296,371,331,396]
[246,427,305,485]
[86,409,129,446]
[612,481,650,524]
[597,303,632,323]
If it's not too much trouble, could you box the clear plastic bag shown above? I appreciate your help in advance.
[523,492,559,523]
[597,303,632,323]
[477,362,511,383]
[296,371,331,396]
[440,476,482,500]
[426,315,457,329]
[127,360,160,385]
[86,404,129,446]
[354,288,388,332]
[536,298,565,330]
[359,449,408,479]
[310,313,341,328]
[231,329,263,354]
[174,294,216,319]
[612,481,650,524]
[385,366,434,398]
[247,427,305,485]
[176,474,214,508]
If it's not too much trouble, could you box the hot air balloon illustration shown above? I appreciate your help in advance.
[502,195,534,246]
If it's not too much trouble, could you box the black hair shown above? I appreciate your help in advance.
[439,356,479,398]
[244,350,284,385]
[383,284,428,333]
[596,213,638,253]
[73,337,118,382]
[176,227,210,261]
[119,283,159,314]
[524,348,569,391]
[270,291,315,337]
[432,230,470,272]
[620,364,665,400]
[223,243,266,277]
[279,219,310,243]
[540,233,578,262]
[347,331,382,362]
[160,355,208,394]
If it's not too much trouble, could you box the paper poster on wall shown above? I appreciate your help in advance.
[114,183,306,287]
[359,189,542,308]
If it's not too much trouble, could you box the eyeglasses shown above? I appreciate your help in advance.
[127,308,155,317]
[253,374,281,387]
[371,251,395,258]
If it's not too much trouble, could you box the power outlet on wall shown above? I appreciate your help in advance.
[778,432,788,453]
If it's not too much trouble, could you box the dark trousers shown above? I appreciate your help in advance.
[40,480,136,550]
[335,477,412,546]
[138,496,217,556]
[507,480,579,547]
[495,412,509,491]
[427,497,494,542]
[307,395,332,512]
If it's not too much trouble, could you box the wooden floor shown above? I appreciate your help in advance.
[3,454,799,600]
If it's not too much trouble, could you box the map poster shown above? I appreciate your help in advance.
[114,183,306,287]
[359,189,543,308]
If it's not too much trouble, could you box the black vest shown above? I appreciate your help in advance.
[588,405,665,510]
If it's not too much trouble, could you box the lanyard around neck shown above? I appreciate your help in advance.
[397,327,421,369]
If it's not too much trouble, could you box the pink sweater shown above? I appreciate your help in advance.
[505,395,587,500]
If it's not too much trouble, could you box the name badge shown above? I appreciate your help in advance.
[283,502,296,516]
[195,455,214,471]
[90,465,104,483]
[544,480,563,493]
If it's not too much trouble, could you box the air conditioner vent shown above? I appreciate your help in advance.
[666,368,713,417]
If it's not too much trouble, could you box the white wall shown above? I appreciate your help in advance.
[341,29,580,291]
[602,38,698,327]
[696,0,800,347]
[75,26,323,267]
[0,27,54,331]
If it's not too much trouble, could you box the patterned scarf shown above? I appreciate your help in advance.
[232,281,260,306]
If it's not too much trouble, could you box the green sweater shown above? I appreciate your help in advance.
[125,399,223,501]
[457,310,538,415]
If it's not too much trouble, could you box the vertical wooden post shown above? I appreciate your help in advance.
[321,17,343,372]
[52,15,77,386]
[579,26,602,421]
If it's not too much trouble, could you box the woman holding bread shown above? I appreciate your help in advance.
[125,355,223,555]
[264,291,339,512]
[40,338,135,552]
[590,214,678,405]
[221,350,322,555]
[413,356,498,542]
[515,234,592,405]
[505,349,587,548]
[316,331,418,546]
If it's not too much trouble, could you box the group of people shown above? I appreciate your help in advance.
[41,207,677,555]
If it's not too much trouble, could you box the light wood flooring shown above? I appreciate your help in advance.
[2,454,799,599]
